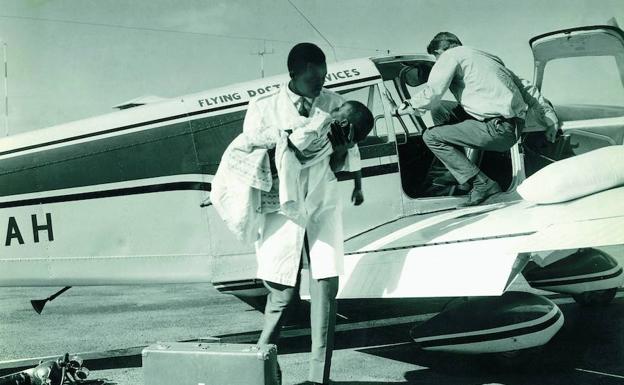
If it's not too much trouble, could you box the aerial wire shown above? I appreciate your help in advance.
[1,41,7,136]
[0,14,389,54]
[286,0,338,61]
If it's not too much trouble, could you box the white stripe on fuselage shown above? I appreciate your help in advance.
[414,306,559,343]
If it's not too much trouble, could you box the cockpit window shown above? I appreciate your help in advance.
[338,85,389,145]
[541,55,624,115]
[398,63,456,128]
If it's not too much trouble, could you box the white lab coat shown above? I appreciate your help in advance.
[243,85,360,286]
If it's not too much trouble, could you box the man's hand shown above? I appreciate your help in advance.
[394,100,417,116]
[352,188,364,206]
[544,124,559,143]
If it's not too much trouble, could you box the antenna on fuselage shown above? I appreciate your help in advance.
[1,40,7,136]
[31,286,72,314]
[250,40,274,78]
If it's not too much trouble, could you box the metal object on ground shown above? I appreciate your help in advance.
[31,286,72,314]
[0,353,94,385]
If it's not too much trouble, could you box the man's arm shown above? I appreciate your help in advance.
[242,98,262,134]
[286,113,330,154]
[407,52,458,114]
[511,73,560,142]
[243,98,285,148]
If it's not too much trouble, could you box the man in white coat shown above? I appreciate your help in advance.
[244,43,360,385]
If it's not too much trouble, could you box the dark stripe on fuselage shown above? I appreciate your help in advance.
[529,267,623,288]
[213,279,262,286]
[214,283,266,292]
[0,181,211,208]
[0,76,382,157]
[0,161,396,208]
[416,310,562,348]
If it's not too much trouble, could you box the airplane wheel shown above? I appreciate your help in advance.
[492,346,542,369]
[573,288,617,306]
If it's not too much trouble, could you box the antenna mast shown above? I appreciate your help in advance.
[251,40,274,78]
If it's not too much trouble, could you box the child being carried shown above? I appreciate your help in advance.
[275,100,374,218]
[286,100,373,169]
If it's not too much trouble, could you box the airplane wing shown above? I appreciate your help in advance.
[306,186,624,299]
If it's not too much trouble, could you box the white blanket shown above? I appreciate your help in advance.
[210,128,281,243]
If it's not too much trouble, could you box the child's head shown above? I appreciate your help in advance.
[330,101,374,144]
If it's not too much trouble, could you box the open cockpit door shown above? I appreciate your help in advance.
[372,56,522,215]
[530,25,624,88]
[523,25,624,176]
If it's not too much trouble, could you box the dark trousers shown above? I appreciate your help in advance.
[424,102,520,184]
[258,241,338,384]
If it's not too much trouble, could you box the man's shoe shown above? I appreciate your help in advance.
[460,174,501,206]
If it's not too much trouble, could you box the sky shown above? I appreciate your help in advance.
[0,0,623,134]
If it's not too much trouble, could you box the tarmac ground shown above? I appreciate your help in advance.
[1,281,624,385]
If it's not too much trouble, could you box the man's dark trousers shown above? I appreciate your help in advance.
[424,102,520,184]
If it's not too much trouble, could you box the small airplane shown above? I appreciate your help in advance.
[1,24,623,360]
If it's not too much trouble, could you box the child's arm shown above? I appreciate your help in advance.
[329,149,347,172]
[352,170,364,206]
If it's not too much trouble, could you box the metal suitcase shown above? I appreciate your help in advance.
[142,342,279,385]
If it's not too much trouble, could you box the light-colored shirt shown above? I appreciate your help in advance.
[286,84,314,114]
[410,46,556,126]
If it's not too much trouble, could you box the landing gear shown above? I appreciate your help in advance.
[410,292,564,354]
[573,288,618,306]
[523,248,624,303]
[492,346,543,369]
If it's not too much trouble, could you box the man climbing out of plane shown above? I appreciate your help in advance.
[242,42,372,385]
[396,32,559,206]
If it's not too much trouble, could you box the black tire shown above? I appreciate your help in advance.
[490,346,543,370]
[573,288,617,306]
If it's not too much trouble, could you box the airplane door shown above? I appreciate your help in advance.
[376,60,468,215]
[376,58,521,215]
[524,25,624,176]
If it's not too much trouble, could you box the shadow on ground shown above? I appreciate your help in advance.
[355,299,624,384]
